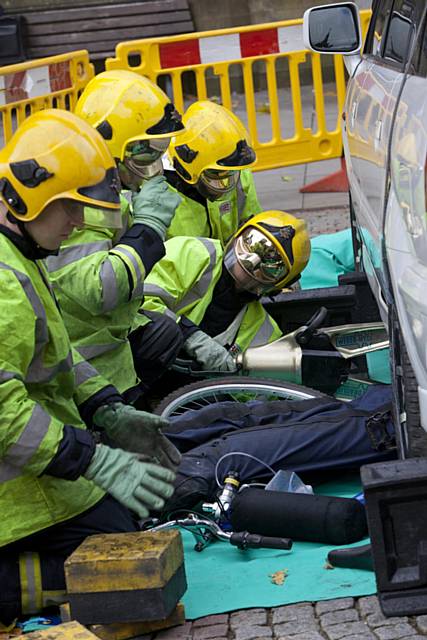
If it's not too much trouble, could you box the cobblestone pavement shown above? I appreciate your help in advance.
[297,205,350,237]
[149,597,427,639]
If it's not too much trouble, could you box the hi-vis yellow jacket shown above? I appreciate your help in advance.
[0,232,110,547]
[142,236,282,353]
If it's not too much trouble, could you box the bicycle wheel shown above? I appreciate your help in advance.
[154,376,327,418]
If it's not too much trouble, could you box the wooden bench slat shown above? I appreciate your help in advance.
[22,0,189,25]
[13,0,194,61]
[24,11,191,36]
[25,21,194,59]
[26,20,193,46]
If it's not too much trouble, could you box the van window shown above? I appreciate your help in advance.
[413,16,427,77]
[366,0,425,67]
[382,0,425,67]
[365,0,393,56]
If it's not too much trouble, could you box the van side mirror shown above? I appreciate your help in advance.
[303,2,362,55]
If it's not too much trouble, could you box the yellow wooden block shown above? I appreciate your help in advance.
[64,530,183,593]
[21,622,98,640]
[59,603,71,623]
[88,602,186,640]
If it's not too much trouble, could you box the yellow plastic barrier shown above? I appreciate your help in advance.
[107,11,371,172]
[0,51,94,146]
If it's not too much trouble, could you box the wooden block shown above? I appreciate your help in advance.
[21,622,98,640]
[65,530,183,593]
[64,531,186,625]
[59,603,71,623]
[88,602,186,640]
[68,564,186,624]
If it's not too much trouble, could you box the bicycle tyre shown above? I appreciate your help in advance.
[154,376,327,418]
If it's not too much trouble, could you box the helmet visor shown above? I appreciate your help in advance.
[124,137,170,166]
[63,200,123,230]
[199,168,239,197]
[224,227,288,295]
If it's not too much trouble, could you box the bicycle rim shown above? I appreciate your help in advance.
[157,379,323,418]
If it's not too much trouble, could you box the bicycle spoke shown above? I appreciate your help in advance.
[159,380,322,418]
[189,399,210,409]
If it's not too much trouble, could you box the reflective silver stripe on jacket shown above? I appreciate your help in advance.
[0,404,51,481]
[0,262,74,383]
[0,370,22,383]
[113,245,145,298]
[236,175,247,224]
[0,462,20,483]
[73,359,100,386]
[179,238,217,310]
[100,259,120,312]
[250,314,276,347]
[143,284,177,309]
[26,352,73,384]
[46,241,111,271]
[214,306,247,347]
[77,342,124,360]
[132,280,144,300]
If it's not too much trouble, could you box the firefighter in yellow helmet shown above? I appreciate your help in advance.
[75,69,184,187]
[143,211,311,372]
[46,70,187,402]
[0,109,179,625]
[165,100,262,247]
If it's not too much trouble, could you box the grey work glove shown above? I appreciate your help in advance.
[93,403,181,472]
[84,444,176,518]
[183,330,237,372]
[132,175,182,240]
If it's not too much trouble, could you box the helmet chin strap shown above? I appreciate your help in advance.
[7,210,29,237]
[6,210,58,257]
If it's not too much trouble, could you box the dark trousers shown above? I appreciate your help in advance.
[164,385,397,511]
[0,495,138,625]
[128,311,184,395]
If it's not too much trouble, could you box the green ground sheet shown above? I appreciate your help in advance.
[181,476,376,619]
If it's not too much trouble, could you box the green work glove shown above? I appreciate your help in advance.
[132,175,182,240]
[84,444,176,518]
[183,330,237,372]
[93,403,181,472]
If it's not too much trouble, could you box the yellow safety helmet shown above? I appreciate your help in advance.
[74,70,184,162]
[0,109,121,223]
[168,100,256,192]
[224,210,311,295]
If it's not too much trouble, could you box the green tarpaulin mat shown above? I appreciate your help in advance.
[301,229,391,387]
[179,232,381,618]
[181,476,376,619]
[301,229,357,290]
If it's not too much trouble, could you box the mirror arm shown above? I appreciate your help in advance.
[344,53,363,76]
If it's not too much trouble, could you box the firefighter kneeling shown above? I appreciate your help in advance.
[143,210,311,371]
[0,110,180,625]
